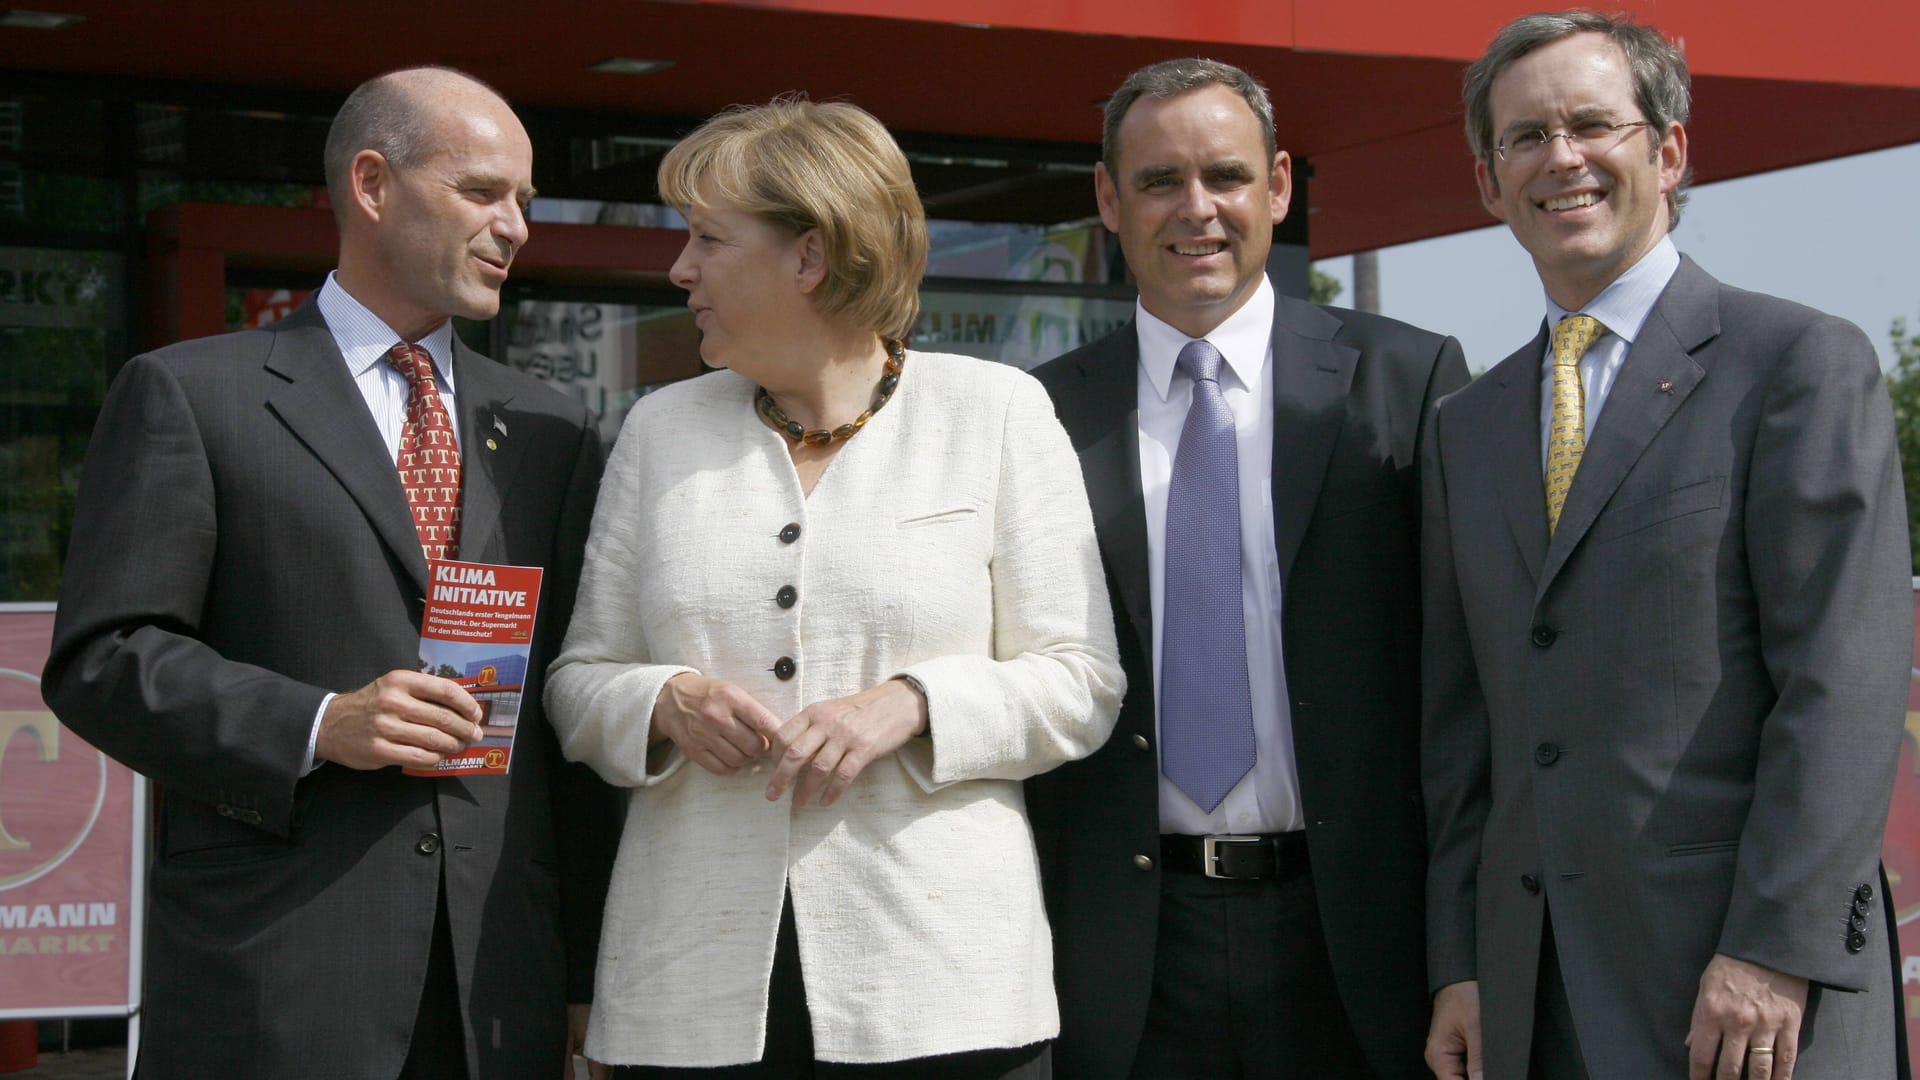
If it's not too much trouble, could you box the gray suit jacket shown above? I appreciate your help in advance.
[42,298,620,1079]
[1422,257,1911,1078]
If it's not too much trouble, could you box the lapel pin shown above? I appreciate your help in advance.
[1657,380,1674,394]
[492,415,508,436]
[485,438,498,451]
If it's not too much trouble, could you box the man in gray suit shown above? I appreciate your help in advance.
[42,68,617,1078]
[1422,12,1910,1080]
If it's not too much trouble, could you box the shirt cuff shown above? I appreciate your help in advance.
[302,693,332,775]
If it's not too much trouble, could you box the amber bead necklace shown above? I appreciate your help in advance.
[756,338,905,446]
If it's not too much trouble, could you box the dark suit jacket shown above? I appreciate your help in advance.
[1422,257,1911,1079]
[41,298,621,1079]
[1027,290,1469,1078]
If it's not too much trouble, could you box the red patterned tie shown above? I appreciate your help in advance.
[387,342,461,560]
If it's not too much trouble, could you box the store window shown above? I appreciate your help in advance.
[0,247,122,601]
[0,90,121,601]
[914,219,1133,368]
[0,93,114,236]
[495,289,702,446]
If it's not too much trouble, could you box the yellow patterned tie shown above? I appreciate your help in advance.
[1544,314,1603,535]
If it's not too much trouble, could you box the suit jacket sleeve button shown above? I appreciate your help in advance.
[1530,625,1558,647]
[216,803,236,818]
[415,833,441,855]
[1133,854,1153,871]
[1857,882,1875,903]
[1847,929,1868,953]
[1850,912,1868,932]
[1853,896,1871,917]
[1132,733,1150,751]
[1521,874,1540,895]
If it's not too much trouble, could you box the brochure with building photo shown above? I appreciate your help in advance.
[404,559,545,777]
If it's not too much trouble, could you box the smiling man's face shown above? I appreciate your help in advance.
[1096,83,1290,339]
[1476,32,1687,310]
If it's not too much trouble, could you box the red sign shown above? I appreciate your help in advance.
[240,288,308,329]
[0,608,141,1018]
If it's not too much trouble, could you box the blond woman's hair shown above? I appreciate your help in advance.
[658,96,929,341]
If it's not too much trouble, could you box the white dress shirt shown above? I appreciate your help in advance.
[316,271,463,458]
[1136,276,1302,836]
[1537,236,1681,468]
[302,273,464,771]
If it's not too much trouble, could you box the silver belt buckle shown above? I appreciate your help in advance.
[1202,834,1262,879]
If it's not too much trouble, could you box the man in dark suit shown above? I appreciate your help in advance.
[41,67,618,1079]
[1026,58,1468,1078]
[1423,13,1910,1080]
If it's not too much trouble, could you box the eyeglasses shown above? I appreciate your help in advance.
[1494,120,1653,163]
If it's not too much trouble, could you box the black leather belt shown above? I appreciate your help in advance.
[1159,832,1308,880]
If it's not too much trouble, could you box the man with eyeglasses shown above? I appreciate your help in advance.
[1422,11,1910,1080]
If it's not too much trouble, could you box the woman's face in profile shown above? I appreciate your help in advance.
[667,183,811,373]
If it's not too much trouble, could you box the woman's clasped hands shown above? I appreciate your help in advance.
[653,672,927,808]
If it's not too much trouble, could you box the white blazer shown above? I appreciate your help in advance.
[546,350,1124,1066]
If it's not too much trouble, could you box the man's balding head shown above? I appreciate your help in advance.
[325,66,534,340]
[324,67,506,225]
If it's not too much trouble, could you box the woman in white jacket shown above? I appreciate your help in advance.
[545,96,1124,1078]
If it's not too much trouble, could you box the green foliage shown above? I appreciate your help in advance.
[136,178,319,224]
[1888,314,1920,573]
[16,173,118,233]
[1310,265,1342,305]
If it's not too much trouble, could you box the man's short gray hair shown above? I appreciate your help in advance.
[1463,10,1693,223]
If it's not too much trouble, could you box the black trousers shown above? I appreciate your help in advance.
[1128,851,1370,1079]
[616,896,1049,1079]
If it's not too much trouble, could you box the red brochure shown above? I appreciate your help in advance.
[403,559,544,777]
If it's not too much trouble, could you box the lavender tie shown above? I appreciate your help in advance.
[1159,339,1256,812]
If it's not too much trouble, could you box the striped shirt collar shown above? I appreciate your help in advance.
[316,271,457,388]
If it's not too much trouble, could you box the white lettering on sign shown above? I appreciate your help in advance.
[0,902,116,929]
